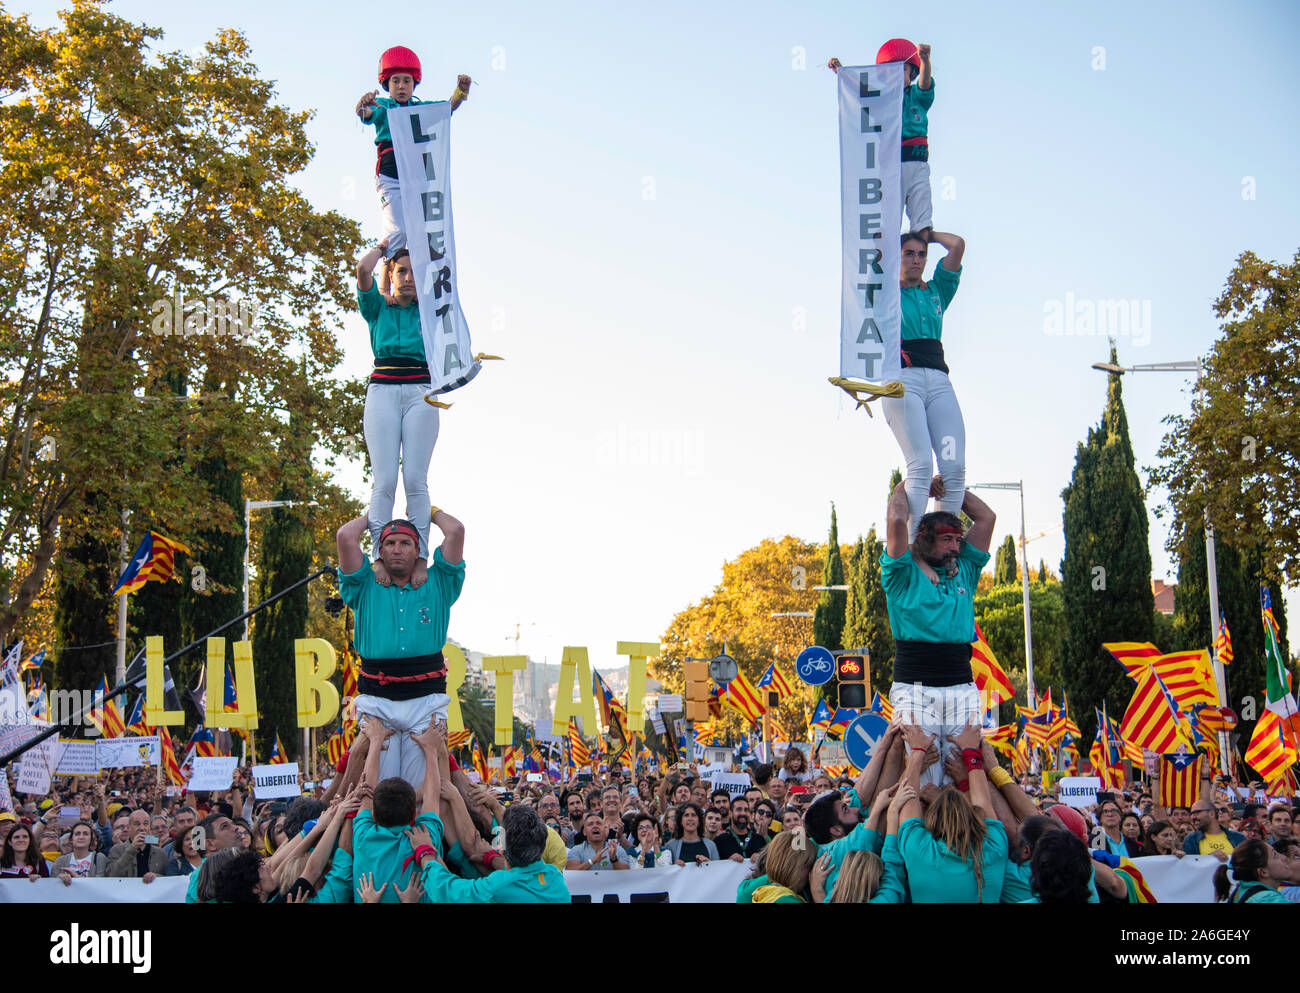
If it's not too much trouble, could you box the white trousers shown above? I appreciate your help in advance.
[355,694,450,790]
[881,366,965,543]
[890,681,980,788]
[376,173,405,256]
[902,160,933,233]
[364,382,438,559]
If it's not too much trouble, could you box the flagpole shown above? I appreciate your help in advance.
[116,509,129,684]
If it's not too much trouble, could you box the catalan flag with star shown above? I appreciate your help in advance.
[109,531,191,597]
[755,663,795,703]
[1158,752,1202,809]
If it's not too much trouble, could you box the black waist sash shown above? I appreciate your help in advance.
[892,640,972,687]
[900,338,948,373]
[359,652,447,700]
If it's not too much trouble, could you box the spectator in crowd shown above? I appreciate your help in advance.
[1184,799,1243,861]
[811,772,834,794]
[660,805,677,843]
[630,814,672,868]
[566,811,633,870]
[779,746,813,784]
[767,775,788,810]
[1119,812,1145,856]
[212,849,282,904]
[186,812,247,902]
[1268,805,1293,843]
[752,798,778,840]
[537,793,569,845]
[561,789,586,840]
[1214,839,1292,903]
[1025,830,1094,904]
[668,802,718,865]
[689,778,709,807]
[53,821,107,882]
[1140,820,1183,858]
[709,789,731,826]
[715,795,765,862]
[166,826,205,877]
[1093,797,1128,857]
[703,808,724,842]
[1240,817,1263,842]
[163,806,198,858]
[781,806,803,833]
[107,808,166,881]
[0,824,48,879]
[1168,806,1192,842]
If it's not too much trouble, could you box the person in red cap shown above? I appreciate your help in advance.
[336,510,465,790]
[829,39,935,237]
[882,475,995,787]
[356,46,471,258]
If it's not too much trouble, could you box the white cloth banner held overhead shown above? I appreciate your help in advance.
[96,735,160,768]
[838,62,904,384]
[389,102,479,397]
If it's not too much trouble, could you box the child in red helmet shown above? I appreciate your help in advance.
[828,40,935,238]
[356,46,471,258]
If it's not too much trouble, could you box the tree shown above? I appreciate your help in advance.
[842,527,894,690]
[1150,250,1300,584]
[994,535,1018,585]
[974,578,1064,722]
[0,3,363,648]
[1061,344,1155,746]
[51,517,116,693]
[813,505,846,652]
[1037,560,1047,584]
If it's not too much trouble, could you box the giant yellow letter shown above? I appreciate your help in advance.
[294,638,340,728]
[144,636,185,727]
[481,655,527,746]
[617,641,659,732]
[552,646,598,736]
[442,642,467,732]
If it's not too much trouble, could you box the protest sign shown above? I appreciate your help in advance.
[708,772,751,799]
[252,762,301,799]
[816,741,847,766]
[1058,776,1101,809]
[54,739,99,776]
[657,694,682,713]
[96,736,160,768]
[189,757,238,791]
[17,736,62,795]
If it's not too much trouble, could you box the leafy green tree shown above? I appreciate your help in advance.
[994,535,1018,585]
[51,511,116,693]
[0,2,363,649]
[1150,250,1300,584]
[1037,561,1048,584]
[843,527,894,691]
[813,505,846,652]
[1061,344,1155,746]
[974,579,1064,722]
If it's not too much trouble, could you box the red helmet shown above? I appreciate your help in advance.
[876,38,921,69]
[1047,803,1089,845]
[379,46,422,87]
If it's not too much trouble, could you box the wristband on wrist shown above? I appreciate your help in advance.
[962,749,983,772]
[957,778,970,792]
[989,768,1013,789]
[430,506,442,520]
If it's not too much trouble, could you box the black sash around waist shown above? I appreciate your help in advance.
[900,338,948,373]
[359,652,447,700]
[892,640,972,687]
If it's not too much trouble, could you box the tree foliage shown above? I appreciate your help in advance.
[1061,344,1155,746]
[1149,250,1300,584]
[842,527,894,689]
[812,505,845,652]
[994,535,1018,585]
[973,579,1064,722]
[0,2,364,651]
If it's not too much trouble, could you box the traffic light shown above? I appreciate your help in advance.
[684,660,711,722]
[836,653,867,709]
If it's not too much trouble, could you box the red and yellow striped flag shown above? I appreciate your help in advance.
[109,531,191,596]
[970,621,1015,706]
[721,671,766,724]
[1158,753,1201,809]
[160,726,186,787]
[1245,710,1299,785]
[1119,669,1194,754]
[1215,619,1234,666]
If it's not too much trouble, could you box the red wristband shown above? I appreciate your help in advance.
[481,849,500,869]
[957,778,970,792]
[962,749,982,771]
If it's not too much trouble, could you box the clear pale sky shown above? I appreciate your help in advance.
[23,0,1300,668]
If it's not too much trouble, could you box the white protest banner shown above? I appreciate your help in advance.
[651,710,665,734]
[0,876,189,904]
[0,769,12,812]
[17,737,61,795]
[1058,776,1101,809]
[838,61,904,385]
[96,736,160,769]
[189,757,238,791]
[54,739,99,776]
[817,741,848,766]
[389,102,480,397]
[657,694,682,713]
[252,762,300,800]
[1129,855,1219,903]
[0,723,43,760]
[564,859,750,904]
[709,772,751,799]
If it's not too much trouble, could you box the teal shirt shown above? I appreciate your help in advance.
[185,858,203,903]
[881,540,988,644]
[310,849,354,903]
[817,824,881,898]
[737,873,767,903]
[421,858,569,903]
[902,80,935,141]
[351,809,444,903]
[1232,884,1290,904]
[364,95,427,146]
[1001,859,1100,904]
[357,281,425,362]
[900,264,960,341]
[898,816,1009,903]
[340,548,465,662]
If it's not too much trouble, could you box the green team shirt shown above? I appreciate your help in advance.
[817,827,909,903]
[351,810,444,903]
[900,264,960,341]
[1001,859,1100,903]
[420,858,570,903]
[363,95,427,146]
[357,281,425,362]
[902,79,935,141]
[898,816,1008,903]
[339,548,465,661]
[880,540,988,644]
[309,849,354,903]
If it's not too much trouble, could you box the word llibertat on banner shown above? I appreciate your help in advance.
[838,61,904,384]
[389,102,480,397]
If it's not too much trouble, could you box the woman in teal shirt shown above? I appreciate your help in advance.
[1214,839,1294,904]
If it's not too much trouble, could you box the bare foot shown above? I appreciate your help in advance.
[411,558,428,588]
[373,560,391,586]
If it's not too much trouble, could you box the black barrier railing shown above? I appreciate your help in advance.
[0,565,336,769]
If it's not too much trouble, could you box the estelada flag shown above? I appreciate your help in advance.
[869,691,894,722]
[1215,618,1234,667]
[270,732,288,764]
[159,726,186,787]
[1119,668,1194,754]
[109,531,191,597]
[756,663,795,702]
[86,676,125,738]
[1158,752,1201,809]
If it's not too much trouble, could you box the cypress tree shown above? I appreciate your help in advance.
[994,535,1018,585]
[812,504,846,651]
[1037,560,1048,584]
[1061,345,1155,746]
[52,501,116,694]
[843,527,895,690]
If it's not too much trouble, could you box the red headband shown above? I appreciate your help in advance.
[933,524,965,538]
[380,521,419,544]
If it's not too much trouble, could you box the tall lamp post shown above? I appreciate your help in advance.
[244,498,318,764]
[968,482,1035,704]
[1091,357,1229,773]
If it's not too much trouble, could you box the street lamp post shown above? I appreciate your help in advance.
[968,482,1035,704]
[1091,357,1229,773]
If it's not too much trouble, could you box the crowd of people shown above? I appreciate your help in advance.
[3,725,1298,904]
